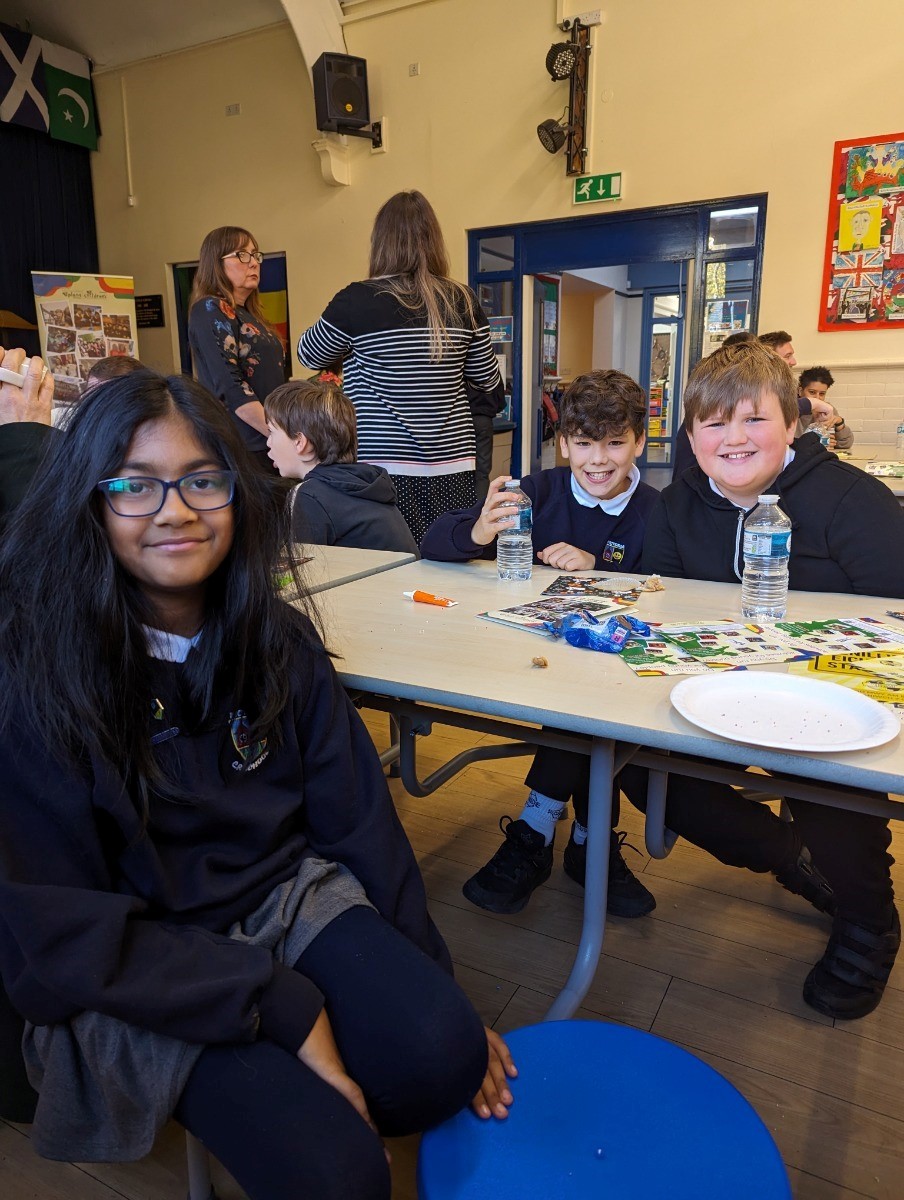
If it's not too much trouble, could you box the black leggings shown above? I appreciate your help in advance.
[174,907,487,1200]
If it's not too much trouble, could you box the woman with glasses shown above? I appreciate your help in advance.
[0,372,512,1198]
[189,225,285,472]
[298,192,502,543]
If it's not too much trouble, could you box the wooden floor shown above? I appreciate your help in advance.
[3,714,903,1199]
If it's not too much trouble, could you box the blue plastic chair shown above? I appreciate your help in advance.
[418,1021,791,1200]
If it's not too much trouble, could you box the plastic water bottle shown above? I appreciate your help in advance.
[497,481,533,581]
[896,419,904,456]
[741,494,792,620]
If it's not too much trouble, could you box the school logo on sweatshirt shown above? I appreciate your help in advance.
[602,540,625,564]
[229,709,269,772]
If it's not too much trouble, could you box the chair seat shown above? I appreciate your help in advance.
[418,1020,791,1200]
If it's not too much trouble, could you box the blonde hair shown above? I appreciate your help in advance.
[683,342,798,430]
[368,191,476,360]
[190,225,271,327]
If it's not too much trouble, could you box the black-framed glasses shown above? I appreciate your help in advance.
[96,471,236,517]
[222,250,264,265]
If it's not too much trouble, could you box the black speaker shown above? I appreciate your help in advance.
[312,53,370,132]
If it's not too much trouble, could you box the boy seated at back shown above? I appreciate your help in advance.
[637,340,903,1018]
[422,370,660,918]
[264,379,417,554]
[796,365,853,450]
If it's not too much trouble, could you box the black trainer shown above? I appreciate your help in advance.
[803,907,900,1019]
[462,817,553,914]
[562,826,656,918]
[774,841,836,916]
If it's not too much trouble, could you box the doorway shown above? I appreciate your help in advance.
[469,198,765,479]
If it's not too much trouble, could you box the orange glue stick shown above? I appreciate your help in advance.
[403,589,458,607]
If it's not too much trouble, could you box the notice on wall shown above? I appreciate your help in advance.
[32,272,137,403]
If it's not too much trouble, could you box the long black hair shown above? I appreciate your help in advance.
[0,371,317,804]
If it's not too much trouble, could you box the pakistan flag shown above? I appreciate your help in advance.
[42,41,97,150]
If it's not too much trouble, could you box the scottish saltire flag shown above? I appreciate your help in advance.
[0,24,97,150]
[832,249,884,291]
[0,24,48,132]
[43,40,97,149]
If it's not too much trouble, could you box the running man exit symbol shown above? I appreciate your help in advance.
[573,172,622,205]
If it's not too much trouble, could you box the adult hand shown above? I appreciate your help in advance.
[470,475,517,546]
[0,350,53,427]
[538,542,596,572]
[297,1009,379,1139]
[472,1027,517,1120]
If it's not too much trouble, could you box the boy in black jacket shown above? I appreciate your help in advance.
[639,340,902,1019]
[265,380,417,554]
[423,370,659,918]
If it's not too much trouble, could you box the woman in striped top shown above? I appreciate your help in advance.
[298,192,502,543]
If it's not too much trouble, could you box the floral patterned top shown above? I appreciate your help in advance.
[189,297,285,452]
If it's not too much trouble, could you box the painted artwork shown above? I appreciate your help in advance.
[820,131,904,330]
[837,198,882,251]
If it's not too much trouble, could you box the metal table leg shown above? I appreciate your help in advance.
[545,736,615,1020]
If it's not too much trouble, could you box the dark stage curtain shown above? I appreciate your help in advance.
[0,121,98,354]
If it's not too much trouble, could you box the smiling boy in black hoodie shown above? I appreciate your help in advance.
[264,379,417,554]
[636,340,904,1020]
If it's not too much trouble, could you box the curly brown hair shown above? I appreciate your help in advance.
[557,370,647,441]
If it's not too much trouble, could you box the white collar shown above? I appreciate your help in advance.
[143,625,203,663]
[708,446,796,508]
[570,464,640,516]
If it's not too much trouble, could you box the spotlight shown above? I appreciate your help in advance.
[546,42,579,81]
[537,117,569,154]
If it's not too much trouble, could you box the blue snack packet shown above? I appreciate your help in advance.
[545,611,651,652]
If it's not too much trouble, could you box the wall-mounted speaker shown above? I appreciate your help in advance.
[312,53,370,132]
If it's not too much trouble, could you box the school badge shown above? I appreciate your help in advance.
[602,540,625,564]
[229,709,269,772]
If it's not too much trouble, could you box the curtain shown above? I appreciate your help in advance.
[0,120,98,353]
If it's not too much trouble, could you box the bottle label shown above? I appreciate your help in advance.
[743,530,791,557]
[504,503,532,534]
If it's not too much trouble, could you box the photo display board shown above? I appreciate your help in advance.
[32,272,137,403]
[819,132,904,330]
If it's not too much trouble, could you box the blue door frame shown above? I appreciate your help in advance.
[637,285,685,468]
[469,194,766,477]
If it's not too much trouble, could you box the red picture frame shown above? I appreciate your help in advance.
[818,131,904,331]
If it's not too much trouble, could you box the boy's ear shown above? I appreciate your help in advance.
[558,432,570,461]
[634,430,646,458]
[294,432,311,456]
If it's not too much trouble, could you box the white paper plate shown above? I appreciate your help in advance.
[670,672,900,753]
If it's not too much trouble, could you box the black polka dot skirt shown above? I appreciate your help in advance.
[390,471,477,545]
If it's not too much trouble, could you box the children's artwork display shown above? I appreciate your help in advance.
[32,272,137,403]
[819,133,904,329]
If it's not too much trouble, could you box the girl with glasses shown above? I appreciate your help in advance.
[189,226,286,474]
[0,372,510,1198]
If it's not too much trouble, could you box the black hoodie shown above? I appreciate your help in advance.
[643,436,904,597]
[290,462,418,554]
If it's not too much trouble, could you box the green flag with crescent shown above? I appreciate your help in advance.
[42,41,97,150]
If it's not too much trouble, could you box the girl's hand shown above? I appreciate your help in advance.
[297,1010,379,1138]
[471,476,517,546]
[472,1027,517,1119]
[537,542,595,572]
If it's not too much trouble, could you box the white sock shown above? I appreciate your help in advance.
[520,791,567,846]
[572,822,588,846]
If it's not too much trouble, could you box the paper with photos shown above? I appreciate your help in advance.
[480,594,633,638]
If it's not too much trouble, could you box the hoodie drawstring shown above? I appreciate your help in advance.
[733,510,744,581]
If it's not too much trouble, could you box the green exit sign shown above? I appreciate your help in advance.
[573,172,622,205]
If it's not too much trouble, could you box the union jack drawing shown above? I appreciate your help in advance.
[832,249,885,290]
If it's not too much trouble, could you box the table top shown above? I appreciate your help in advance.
[313,559,904,795]
[298,545,417,594]
[843,445,904,497]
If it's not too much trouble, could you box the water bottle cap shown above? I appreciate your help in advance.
[503,479,521,490]
[758,494,779,504]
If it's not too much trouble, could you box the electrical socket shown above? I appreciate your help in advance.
[408,62,420,76]
[225,102,241,117]
[370,116,387,155]
[574,9,602,25]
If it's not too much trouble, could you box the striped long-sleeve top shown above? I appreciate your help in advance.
[297,280,502,477]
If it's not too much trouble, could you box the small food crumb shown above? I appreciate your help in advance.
[531,656,549,668]
[642,574,666,592]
